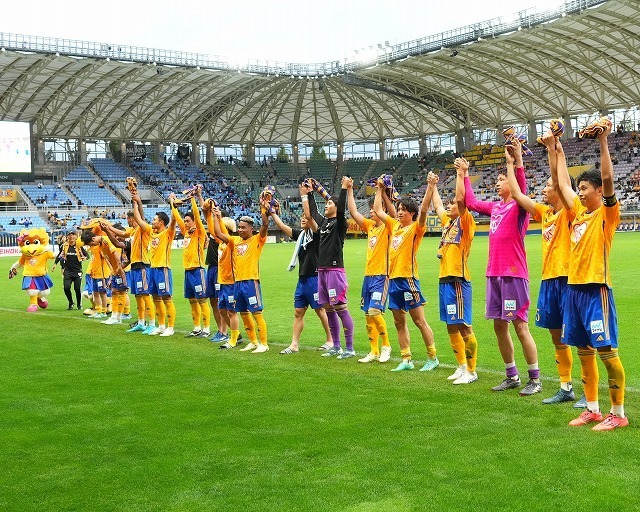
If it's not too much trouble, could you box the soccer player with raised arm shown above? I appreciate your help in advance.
[266,183,332,354]
[346,177,395,363]
[507,134,583,405]
[171,193,210,337]
[425,165,478,384]
[373,178,438,372]
[208,206,240,350]
[99,221,131,325]
[302,177,355,359]
[129,193,177,336]
[555,121,628,431]
[213,208,270,353]
[463,140,541,395]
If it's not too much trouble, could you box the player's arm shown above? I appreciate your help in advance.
[463,164,493,215]
[300,182,320,230]
[9,257,25,279]
[259,209,269,239]
[268,210,293,238]
[418,176,432,227]
[345,178,366,228]
[428,172,446,218]
[305,192,319,231]
[454,157,468,216]
[191,197,205,235]
[170,194,187,234]
[555,139,578,207]
[131,193,151,232]
[511,137,527,194]
[373,180,389,224]
[212,207,230,244]
[101,239,123,276]
[381,189,397,218]
[506,146,537,216]
[100,221,126,250]
[599,123,614,197]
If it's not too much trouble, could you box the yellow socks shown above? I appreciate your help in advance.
[426,344,437,360]
[462,332,478,372]
[400,347,412,362]
[578,347,599,405]
[554,343,573,385]
[143,295,155,326]
[229,329,241,347]
[190,299,202,328]
[164,299,176,328]
[600,348,625,407]
[253,313,268,345]
[371,314,390,348]
[135,295,145,322]
[240,312,257,343]
[199,299,210,331]
[449,331,466,366]
[154,297,166,326]
[365,316,380,355]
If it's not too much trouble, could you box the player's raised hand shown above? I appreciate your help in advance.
[427,171,439,185]
[454,157,469,173]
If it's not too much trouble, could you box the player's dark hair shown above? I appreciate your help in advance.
[569,175,577,191]
[126,210,134,218]
[80,230,94,244]
[184,211,194,221]
[398,198,418,220]
[156,211,170,226]
[576,169,602,189]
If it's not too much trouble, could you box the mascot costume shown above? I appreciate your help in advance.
[8,227,55,312]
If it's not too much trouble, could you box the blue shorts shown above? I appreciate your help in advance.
[149,267,173,297]
[205,266,219,299]
[535,276,567,330]
[294,275,321,309]
[184,268,207,299]
[84,274,93,294]
[130,265,151,295]
[234,279,264,313]
[562,284,618,349]
[361,275,388,312]
[218,283,236,310]
[90,276,108,293]
[388,277,426,311]
[110,273,129,292]
[22,275,54,291]
[439,280,472,325]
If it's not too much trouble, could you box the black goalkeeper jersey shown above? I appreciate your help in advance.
[312,188,347,269]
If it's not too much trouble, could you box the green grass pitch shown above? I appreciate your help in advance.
[1,232,639,511]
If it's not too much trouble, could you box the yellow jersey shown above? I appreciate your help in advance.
[362,218,390,276]
[437,210,475,280]
[150,225,175,269]
[125,224,151,266]
[532,203,573,280]
[568,196,619,287]
[87,237,117,279]
[228,234,266,281]
[173,197,206,270]
[20,251,55,277]
[385,217,426,280]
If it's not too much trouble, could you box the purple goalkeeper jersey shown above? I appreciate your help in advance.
[464,167,530,280]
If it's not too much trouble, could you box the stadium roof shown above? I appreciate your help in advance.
[0,0,638,145]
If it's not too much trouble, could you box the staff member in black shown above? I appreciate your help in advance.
[52,230,88,310]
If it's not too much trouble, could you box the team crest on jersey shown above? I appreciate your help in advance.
[571,222,587,243]
[151,237,160,248]
[29,258,37,267]
[369,235,378,248]
[542,222,556,243]
[391,235,402,250]
[237,243,248,256]
[490,214,504,233]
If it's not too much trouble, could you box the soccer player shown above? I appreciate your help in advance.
[130,193,177,336]
[99,221,131,325]
[302,177,356,359]
[463,140,541,395]
[506,134,583,404]
[373,178,438,372]
[265,185,332,354]
[345,177,394,363]
[555,122,628,430]
[52,230,88,310]
[425,165,478,384]
[80,227,123,319]
[213,208,270,353]
[207,205,241,349]
[171,193,210,337]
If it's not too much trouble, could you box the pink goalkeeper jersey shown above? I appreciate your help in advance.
[464,167,530,280]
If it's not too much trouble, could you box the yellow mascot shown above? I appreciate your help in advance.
[8,227,55,312]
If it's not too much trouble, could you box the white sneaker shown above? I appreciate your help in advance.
[358,352,379,363]
[240,343,258,352]
[251,344,269,353]
[453,370,478,385]
[101,317,121,325]
[448,366,467,381]
[148,326,166,336]
[159,327,175,337]
[201,329,211,338]
[379,346,392,363]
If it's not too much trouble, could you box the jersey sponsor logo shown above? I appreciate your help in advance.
[136,280,143,289]
[447,304,457,315]
[215,283,221,291]
[328,288,337,298]
[228,295,235,303]
[404,292,413,302]
[391,235,402,250]
[369,235,378,248]
[158,282,166,290]
[504,299,516,311]
[590,320,604,334]
[236,244,248,256]
[542,222,556,243]
[313,293,319,302]
[248,296,257,305]
[489,214,504,233]
[194,285,203,293]
[372,291,382,301]
[571,222,587,243]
